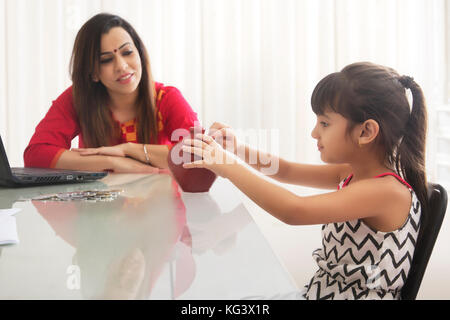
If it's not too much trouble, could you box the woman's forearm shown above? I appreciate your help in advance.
[124,143,169,169]
[55,150,113,171]
[56,149,159,173]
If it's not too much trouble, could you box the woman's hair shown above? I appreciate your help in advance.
[311,62,428,211]
[70,13,158,147]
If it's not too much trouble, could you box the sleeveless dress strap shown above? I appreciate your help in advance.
[338,172,413,191]
[338,174,354,190]
[374,172,413,190]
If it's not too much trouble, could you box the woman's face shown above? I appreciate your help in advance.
[95,27,142,97]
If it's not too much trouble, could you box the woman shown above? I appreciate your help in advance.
[24,13,198,173]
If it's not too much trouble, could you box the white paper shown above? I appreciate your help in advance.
[0,208,21,245]
[0,216,19,245]
[0,208,22,217]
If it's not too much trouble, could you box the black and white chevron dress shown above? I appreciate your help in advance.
[303,173,421,300]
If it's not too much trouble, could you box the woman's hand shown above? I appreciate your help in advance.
[182,133,240,177]
[72,143,130,158]
[72,143,169,170]
[107,156,159,174]
[208,122,239,154]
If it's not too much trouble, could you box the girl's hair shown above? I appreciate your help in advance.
[70,13,158,147]
[311,62,428,211]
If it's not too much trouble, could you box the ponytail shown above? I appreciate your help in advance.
[396,76,428,213]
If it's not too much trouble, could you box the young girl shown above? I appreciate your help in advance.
[24,13,198,173]
[182,62,428,300]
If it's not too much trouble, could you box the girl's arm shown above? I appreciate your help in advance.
[183,134,404,226]
[221,162,402,225]
[238,143,351,189]
[209,122,351,189]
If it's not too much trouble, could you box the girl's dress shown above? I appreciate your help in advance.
[303,173,421,300]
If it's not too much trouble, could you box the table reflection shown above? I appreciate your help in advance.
[182,193,252,256]
[0,174,297,299]
[30,174,192,299]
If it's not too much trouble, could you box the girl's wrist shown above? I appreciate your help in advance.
[221,161,244,180]
[216,157,243,179]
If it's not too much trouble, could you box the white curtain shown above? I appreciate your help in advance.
[0,0,448,185]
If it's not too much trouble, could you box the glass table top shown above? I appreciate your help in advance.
[0,173,297,299]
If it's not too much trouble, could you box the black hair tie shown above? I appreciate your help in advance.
[399,76,414,89]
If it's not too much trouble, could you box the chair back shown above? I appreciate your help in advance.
[401,183,448,300]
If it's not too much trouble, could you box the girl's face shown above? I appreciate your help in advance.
[96,27,142,97]
[311,111,359,163]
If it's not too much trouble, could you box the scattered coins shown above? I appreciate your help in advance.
[19,190,123,202]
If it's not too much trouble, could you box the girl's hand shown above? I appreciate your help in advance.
[208,122,238,154]
[182,134,239,177]
[72,143,129,158]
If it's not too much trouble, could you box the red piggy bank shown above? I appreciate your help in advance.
[167,127,217,193]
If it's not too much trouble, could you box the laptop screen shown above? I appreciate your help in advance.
[0,135,13,181]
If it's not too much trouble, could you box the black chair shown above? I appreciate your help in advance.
[401,183,448,300]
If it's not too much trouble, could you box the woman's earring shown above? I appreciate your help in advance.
[90,74,99,82]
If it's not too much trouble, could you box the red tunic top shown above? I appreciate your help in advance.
[24,82,199,168]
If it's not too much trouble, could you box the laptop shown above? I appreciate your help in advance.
[0,135,107,187]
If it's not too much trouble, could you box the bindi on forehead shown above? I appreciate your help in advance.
[100,42,132,56]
